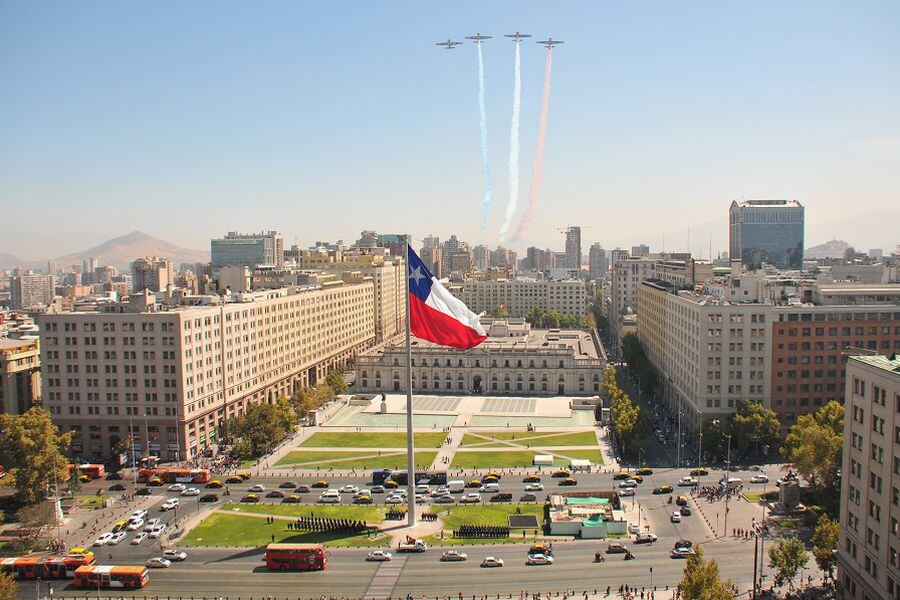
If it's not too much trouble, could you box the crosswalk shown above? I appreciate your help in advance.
[363,556,407,600]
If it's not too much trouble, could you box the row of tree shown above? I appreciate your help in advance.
[620,333,658,396]
[698,399,781,462]
[481,306,590,330]
[601,366,647,462]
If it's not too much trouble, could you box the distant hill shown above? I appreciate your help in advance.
[54,231,208,269]
[805,239,850,259]
[0,253,43,271]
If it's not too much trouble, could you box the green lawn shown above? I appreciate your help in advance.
[450,449,602,469]
[300,432,447,448]
[560,449,604,464]
[275,450,438,470]
[78,495,109,509]
[222,503,384,522]
[460,431,599,448]
[181,512,388,548]
[425,504,546,545]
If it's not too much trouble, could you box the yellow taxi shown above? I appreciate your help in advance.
[559,477,578,486]
[485,471,502,480]
[68,548,95,563]
[613,471,632,480]
[225,476,243,484]
[237,472,251,480]
[631,475,644,484]
[383,480,398,488]
[552,469,571,478]
[311,480,329,488]
[206,480,224,489]
[283,494,301,503]
[241,493,259,503]
[636,467,654,476]
[481,475,499,484]
[78,474,91,483]
[466,479,482,488]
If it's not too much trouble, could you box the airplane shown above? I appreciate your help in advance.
[465,33,493,44]
[436,39,463,50]
[504,31,531,42]
[537,38,564,49]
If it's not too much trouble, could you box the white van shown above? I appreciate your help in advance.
[319,490,341,504]
[447,480,466,494]
[480,482,500,493]
[722,477,743,488]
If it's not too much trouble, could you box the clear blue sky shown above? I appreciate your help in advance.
[1,1,898,256]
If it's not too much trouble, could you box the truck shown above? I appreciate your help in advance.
[397,537,428,553]
[447,480,466,493]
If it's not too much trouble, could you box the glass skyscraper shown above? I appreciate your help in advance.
[729,200,804,270]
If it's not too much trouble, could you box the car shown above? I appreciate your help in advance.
[131,532,149,545]
[674,539,693,549]
[416,483,431,493]
[619,479,638,488]
[200,493,219,502]
[294,484,311,493]
[206,480,224,488]
[147,477,163,486]
[606,543,628,554]
[279,481,296,489]
[384,480,398,489]
[93,533,114,546]
[242,494,260,503]
[653,485,673,494]
[618,488,635,497]
[319,492,341,504]
[162,549,188,562]
[460,493,481,503]
[689,468,709,476]
[249,484,266,493]
[340,484,359,494]
[552,469,571,478]
[181,487,200,497]
[634,532,658,544]
[130,509,149,521]
[126,519,144,531]
[283,494,301,503]
[385,494,404,504]
[108,531,128,545]
[433,495,455,504]
[366,550,392,562]
[237,472,251,480]
[481,476,499,484]
[524,483,544,491]
[354,495,373,504]
[671,511,682,523]
[160,498,180,511]
[266,490,285,498]
[370,485,386,494]
[441,550,468,562]
[312,480,329,488]
[559,477,577,486]
[528,543,552,556]
[79,474,91,483]
[636,467,653,476]
[671,547,696,559]
[678,477,698,487]
[676,495,688,506]
[750,474,769,484]
[466,479,482,488]
[225,476,242,484]
[144,518,161,530]
[680,507,692,516]
[485,471,502,480]
[106,471,124,480]
[526,554,554,565]
[109,483,126,491]
[148,524,168,539]
[481,556,504,568]
[631,475,644,483]
[613,471,631,480]
[146,557,172,568]
[136,487,152,496]
[519,493,538,502]
[414,494,427,504]
[167,483,186,493]
[629,522,641,534]
[490,492,513,502]
[523,475,541,483]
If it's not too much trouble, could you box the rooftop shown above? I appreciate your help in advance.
[849,354,900,375]
[0,338,38,352]
[732,199,803,209]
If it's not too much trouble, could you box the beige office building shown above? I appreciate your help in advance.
[837,355,900,600]
[37,281,375,461]
[448,279,586,318]
[0,338,41,415]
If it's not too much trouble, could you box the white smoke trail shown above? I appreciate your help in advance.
[477,42,494,230]
[498,41,521,239]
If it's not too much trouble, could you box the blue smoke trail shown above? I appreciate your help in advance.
[499,41,521,239]
[477,42,493,230]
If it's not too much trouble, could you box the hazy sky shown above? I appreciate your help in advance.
[2,1,898,255]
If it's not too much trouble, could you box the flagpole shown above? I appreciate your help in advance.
[404,237,416,529]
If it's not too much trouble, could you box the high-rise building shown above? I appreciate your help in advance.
[0,339,41,415]
[729,199,805,270]
[473,245,492,271]
[443,235,461,257]
[355,230,378,248]
[588,243,608,279]
[422,235,440,250]
[11,274,54,309]
[211,231,284,271]
[490,246,517,270]
[564,227,582,269]
[449,279,586,318]
[837,354,900,600]
[525,247,555,270]
[131,257,174,293]
[419,246,444,279]
[631,244,650,257]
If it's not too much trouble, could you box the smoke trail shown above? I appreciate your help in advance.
[498,41,521,239]
[512,47,553,243]
[476,42,494,230]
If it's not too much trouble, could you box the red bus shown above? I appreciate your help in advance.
[137,468,210,484]
[68,463,106,479]
[265,543,327,571]
[74,565,149,589]
[0,552,94,580]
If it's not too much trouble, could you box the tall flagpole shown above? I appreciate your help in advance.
[404,237,416,528]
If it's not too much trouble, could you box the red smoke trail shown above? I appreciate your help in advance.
[512,47,553,242]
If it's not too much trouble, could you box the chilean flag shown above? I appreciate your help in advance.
[407,245,487,350]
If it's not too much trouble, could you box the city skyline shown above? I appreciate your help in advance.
[2,1,898,257]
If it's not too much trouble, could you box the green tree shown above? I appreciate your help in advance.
[700,419,728,462]
[16,502,56,542]
[768,536,809,593]
[0,407,72,504]
[325,370,349,394]
[811,514,839,582]
[677,545,735,600]
[600,366,619,400]
[784,401,844,498]
[729,399,780,456]
[222,400,298,460]
[0,570,17,600]
[611,390,641,460]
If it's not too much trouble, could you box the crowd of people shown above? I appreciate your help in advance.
[281,515,369,534]
[454,524,510,539]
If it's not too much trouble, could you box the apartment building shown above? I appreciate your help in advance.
[11,274,54,309]
[0,338,41,414]
[131,256,174,292]
[211,230,284,271]
[356,318,604,397]
[449,278,586,318]
[37,281,375,461]
[588,243,608,280]
[837,355,900,600]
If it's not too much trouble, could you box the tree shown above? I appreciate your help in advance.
[611,390,641,460]
[0,571,17,600]
[768,536,809,593]
[729,399,780,457]
[325,370,349,394]
[16,502,56,542]
[812,514,839,581]
[677,545,735,600]
[701,419,728,462]
[0,407,72,504]
[222,399,298,460]
[784,401,844,499]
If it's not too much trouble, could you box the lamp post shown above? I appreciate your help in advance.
[696,410,704,498]
[723,433,732,537]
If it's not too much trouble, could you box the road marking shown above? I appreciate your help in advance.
[363,556,407,600]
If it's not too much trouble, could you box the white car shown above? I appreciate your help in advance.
[415,484,431,494]
[149,524,168,539]
[671,511,682,523]
[526,554,554,565]
[460,493,481,503]
[93,532,114,546]
[678,476,699,487]
[167,483,186,493]
[618,488,635,497]
[524,483,544,491]
[131,531,149,545]
[385,494,404,505]
[481,556,504,568]
[181,487,200,496]
[619,479,638,488]
[249,484,266,492]
[144,518,161,530]
[130,509,149,521]
[146,557,172,569]
[108,531,128,545]
[127,518,144,531]
[366,550,392,562]
[160,498,180,511]
[440,550,468,562]
[162,549,188,561]
[414,494,427,504]
[339,484,359,494]
[318,492,341,504]
[750,474,769,484]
